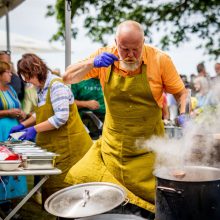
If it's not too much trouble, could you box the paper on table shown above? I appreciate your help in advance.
[10,132,26,140]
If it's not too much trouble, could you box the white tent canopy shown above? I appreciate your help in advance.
[0,30,64,53]
[0,0,24,18]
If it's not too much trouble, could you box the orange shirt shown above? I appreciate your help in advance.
[83,44,184,108]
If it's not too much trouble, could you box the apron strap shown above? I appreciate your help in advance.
[104,66,112,84]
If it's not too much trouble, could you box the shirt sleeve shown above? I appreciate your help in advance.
[48,81,73,128]
[71,84,79,98]
[161,55,185,94]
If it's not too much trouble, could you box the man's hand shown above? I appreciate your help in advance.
[9,124,25,134]
[93,52,118,67]
[19,126,37,141]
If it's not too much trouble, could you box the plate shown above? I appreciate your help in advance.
[0,160,21,171]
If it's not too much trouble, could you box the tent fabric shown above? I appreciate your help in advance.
[0,30,64,53]
[0,0,24,17]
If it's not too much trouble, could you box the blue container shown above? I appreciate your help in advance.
[0,176,27,201]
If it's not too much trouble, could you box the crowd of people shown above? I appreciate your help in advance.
[165,62,220,122]
[0,20,219,219]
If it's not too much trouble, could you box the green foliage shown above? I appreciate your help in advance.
[46,0,220,58]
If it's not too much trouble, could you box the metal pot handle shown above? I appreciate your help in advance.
[82,189,90,207]
[157,186,183,195]
[121,197,130,206]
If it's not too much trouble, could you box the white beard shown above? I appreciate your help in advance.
[120,60,141,72]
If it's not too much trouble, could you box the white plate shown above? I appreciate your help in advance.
[0,160,21,171]
[10,132,25,140]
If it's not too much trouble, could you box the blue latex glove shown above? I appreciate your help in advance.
[177,114,187,127]
[93,52,118,67]
[9,124,25,134]
[19,126,37,141]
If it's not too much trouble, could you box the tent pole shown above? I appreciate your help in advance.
[5,4,10,51]
[65,0,72,69]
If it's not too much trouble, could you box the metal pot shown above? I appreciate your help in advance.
[154,166,220,220]
[45,182,129,219]
[164,126,182,139]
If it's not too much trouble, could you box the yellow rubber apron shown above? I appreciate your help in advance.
[35,78,93,202]
[65,65,164,213]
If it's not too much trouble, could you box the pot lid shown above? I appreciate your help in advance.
[44,182,127,218]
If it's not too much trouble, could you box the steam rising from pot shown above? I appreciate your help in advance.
[139,79,220,170]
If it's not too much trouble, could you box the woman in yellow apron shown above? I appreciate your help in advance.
[10,53,93,203]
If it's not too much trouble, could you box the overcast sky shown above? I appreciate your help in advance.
[0,0,218,77]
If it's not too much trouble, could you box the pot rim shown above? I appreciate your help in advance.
[154,165,220,182]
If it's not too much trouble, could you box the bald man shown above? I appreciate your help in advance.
[63,20,187,218]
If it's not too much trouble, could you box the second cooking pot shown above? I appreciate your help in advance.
[154,166,220,220]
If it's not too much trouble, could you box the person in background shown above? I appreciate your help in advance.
[9,53,93,204]
[0,61,27,140]
[71,78,105,139]
[191,76,216,118]
[197,62,208,78]
[62,20,188,218]
[189,73,196,96]
[22,82,37,116]
[213,62,220,81]
[180,74,189,87]
[0,61,27,218]
[0,50,24,102]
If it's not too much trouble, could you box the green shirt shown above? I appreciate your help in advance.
[71,78,105,115]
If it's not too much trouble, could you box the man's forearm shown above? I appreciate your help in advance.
[74,100,89,109]
[63,58,94,84]
[173,88,188,114]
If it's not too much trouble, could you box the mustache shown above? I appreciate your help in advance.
[119,58,137,64]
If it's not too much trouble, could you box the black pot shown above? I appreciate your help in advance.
[154,166,220,220]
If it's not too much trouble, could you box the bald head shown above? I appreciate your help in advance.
[116,20,145,42]
[115,20,144,72]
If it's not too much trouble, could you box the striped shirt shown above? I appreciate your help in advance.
[34,72,74,128]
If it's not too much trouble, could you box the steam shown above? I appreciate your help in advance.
[139,79,220,171]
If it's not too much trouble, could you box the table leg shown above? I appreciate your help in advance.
[3,175,49,220]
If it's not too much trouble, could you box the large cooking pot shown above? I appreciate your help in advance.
[154,166,220,220]
[44,182,137,219]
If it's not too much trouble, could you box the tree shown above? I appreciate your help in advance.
[46,0,220,58]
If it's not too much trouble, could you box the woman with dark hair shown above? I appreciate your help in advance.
[0,61,27,217]
[10,53,93,203]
